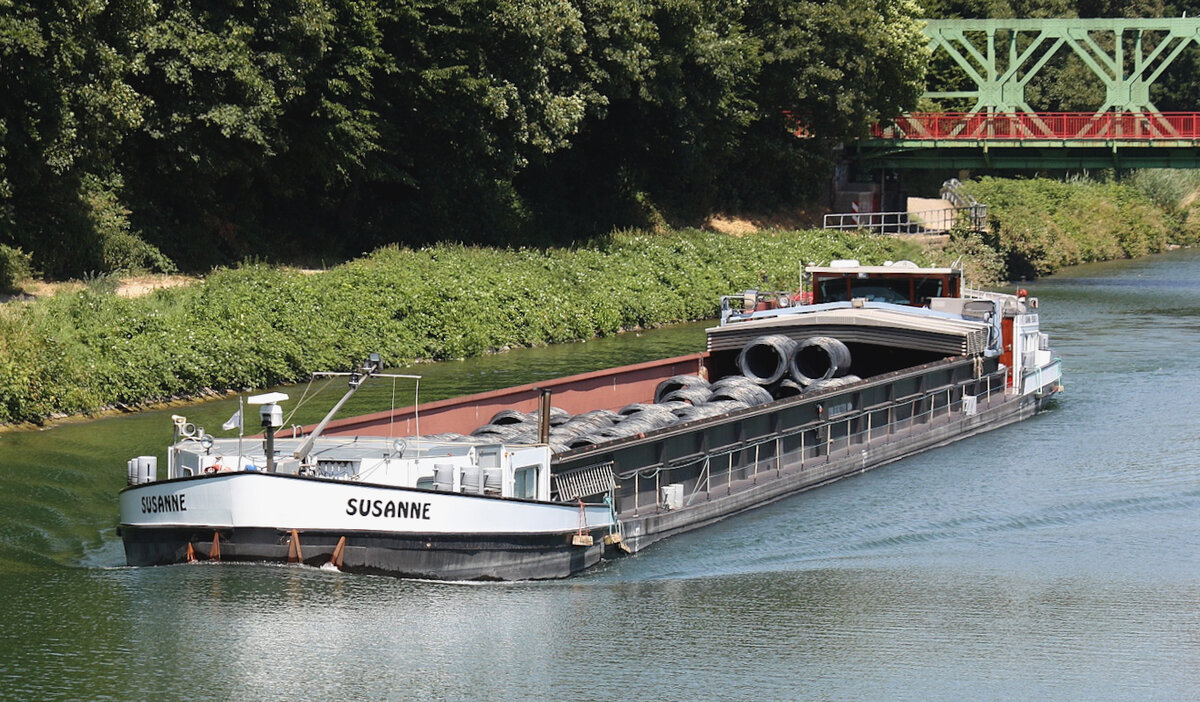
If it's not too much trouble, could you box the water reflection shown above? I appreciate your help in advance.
[43,565,1192,700]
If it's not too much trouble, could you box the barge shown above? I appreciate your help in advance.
[119,260,1062,579]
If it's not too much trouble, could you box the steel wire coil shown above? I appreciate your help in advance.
[789,336,852,384]
[710,374,760,389]
[804,374,862,393]
[560,409,620,436]
[708,382,774,406]
[661,385,713,405]
[653,374,711,403]
[565,435,604,450]
[626,405,677,427]
[736,334,797,385]
[470,423,524,438]
[507,430,540,444]
[772,379,805,399]
[547,406,572,426]
[488,409,532,426]
[675,399,751,422]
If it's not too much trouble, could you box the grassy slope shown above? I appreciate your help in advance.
[0,229,926,425]
[7,171,1197,427]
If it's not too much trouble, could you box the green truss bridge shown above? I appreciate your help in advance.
[858,18,1200,169]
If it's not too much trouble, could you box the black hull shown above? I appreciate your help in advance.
[121,526,610,581]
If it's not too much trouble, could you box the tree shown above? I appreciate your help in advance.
[0,0,939,277]
[123,0,343,263]
[0,0,161,277]
[723,0,927,210]
[352,0,608,245]
[519,0,764,228]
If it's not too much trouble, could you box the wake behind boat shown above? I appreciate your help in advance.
[118,260,1062,580]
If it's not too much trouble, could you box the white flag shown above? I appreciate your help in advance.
[222,408,242,431]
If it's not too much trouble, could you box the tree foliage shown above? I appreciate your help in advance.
[0,0,161,277]
[0,0,928,277]
[962,175,1176,277]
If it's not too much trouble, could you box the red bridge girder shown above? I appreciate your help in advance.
[872,112,1200,141]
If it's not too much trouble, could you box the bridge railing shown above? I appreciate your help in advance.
[872,112,1200,141]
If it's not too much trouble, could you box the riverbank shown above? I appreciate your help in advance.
[0,229,925,427]
[961,174,1200,278]
[2,170,1195,428]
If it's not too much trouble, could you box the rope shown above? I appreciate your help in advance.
[282,376,335,427]
[280,377,314,426]
[389,375,397,441]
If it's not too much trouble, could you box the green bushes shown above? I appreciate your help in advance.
[1125,170,1200,247]
[0,229,926,425]
[1126,169,1200,214]
[936,222,1006,286]
[962,176,1176,277]
[0,245,32,292]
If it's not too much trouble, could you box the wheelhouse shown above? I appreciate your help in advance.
[808,262,962,306]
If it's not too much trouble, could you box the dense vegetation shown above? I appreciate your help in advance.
[4,0,1200,425]
[0,229,924,425]
[0,0,927,280]
[962,173,1200,277]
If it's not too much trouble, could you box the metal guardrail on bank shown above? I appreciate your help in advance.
[823,204,986,235]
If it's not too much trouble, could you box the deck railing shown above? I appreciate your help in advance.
[619,367,1011,515]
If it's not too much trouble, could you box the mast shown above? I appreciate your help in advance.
[292,353,383,462]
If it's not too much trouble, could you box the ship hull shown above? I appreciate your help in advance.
[120,525,609,581]
[119,473,613,581]
[620,373,1056,553]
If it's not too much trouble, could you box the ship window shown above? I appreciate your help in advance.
[817,278,911,304]
[849,283,910,304]
[815,278,851,303]
[816,277,947,306]
[913,278,945,304]
[514,466,538,499]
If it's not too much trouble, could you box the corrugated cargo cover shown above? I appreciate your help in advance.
[707,307,989,356]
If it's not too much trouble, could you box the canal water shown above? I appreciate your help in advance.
[1,250,1198,701]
